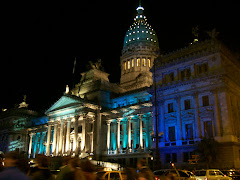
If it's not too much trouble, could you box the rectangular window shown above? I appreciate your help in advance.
[183,152,189,162]
[186,68,191,78]
[184,99,191,110]
[204,121,213,137]
[137,58,140,67]
[124,62,127,70]
[203,63,208,73]
[185,124,193,139]
[142,58,146,66]
[166,153,177,163]
[128,61,131,69]
[181,70,185,80]
[78,126,82,133]
[168,126,176,141]
[172,153,177,162]
[169,72,174,82]
[148,58,151,68]
[131,59,134,67]
[168,103,174,113]
[198,65,202,74]
[202,95,209,106]
[165,153,171,163]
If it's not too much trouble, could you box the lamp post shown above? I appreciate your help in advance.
[153,58,161,170]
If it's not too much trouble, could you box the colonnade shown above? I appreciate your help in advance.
[28,114,95,157]
[106,114,152,154]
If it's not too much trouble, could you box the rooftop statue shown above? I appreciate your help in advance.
[207,28,220,39]
[88,59,105,71]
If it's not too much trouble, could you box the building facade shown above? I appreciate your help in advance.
[151,38,240,169]
[1,3,240,169]
[25,4,157,166]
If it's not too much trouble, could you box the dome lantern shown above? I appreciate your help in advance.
[123,3,159,48]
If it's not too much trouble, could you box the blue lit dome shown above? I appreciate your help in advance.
[123,6,159,48]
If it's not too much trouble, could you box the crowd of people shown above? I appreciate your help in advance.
[0,151,155,180]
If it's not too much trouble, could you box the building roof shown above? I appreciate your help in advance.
[123,5,159,48]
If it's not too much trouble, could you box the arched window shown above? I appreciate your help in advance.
[131,59,134,67]
[128,61,131,69]
[137,58,140,67]
[148,58,151,67]
[142,58,146,66]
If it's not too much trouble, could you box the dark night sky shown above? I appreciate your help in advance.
[1,0,239,112]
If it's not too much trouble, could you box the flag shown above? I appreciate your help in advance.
[73,57,76,74]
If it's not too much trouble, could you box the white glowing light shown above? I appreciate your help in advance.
[136,6,144,11]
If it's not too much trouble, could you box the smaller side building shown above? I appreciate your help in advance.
[151,38,240,169]
[0,99,39,154]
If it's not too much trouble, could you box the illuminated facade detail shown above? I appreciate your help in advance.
[120,3,159,91]
[128,60,131,69]
[137,58,140,67]
[151,38,240,169]
[0,99,39,154]
[148,58,151,68]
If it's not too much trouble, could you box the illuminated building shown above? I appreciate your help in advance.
[1,2,239,170]
[25,3,158,166]
[0,97,40,154]
[151,37,240,168]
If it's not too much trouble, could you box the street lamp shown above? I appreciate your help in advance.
[152,57,162,170]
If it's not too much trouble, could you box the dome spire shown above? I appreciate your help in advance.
[136,0,144,15]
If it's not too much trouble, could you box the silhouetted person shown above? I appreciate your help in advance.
[122,167,137,180]
[56,156,72,180]
[80,159,96,180]
[62,158,86,180]
[30,154,54,180]
[0,151,29,180]
[136,159,154,180]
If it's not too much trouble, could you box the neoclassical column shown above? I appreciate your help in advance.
[28,133,33,158]
[52,122,58,155]
[58,119,64,155]
[159,101,165,143]
[176,96,183,145]
[117,118,122,152]
[39,131,46,154]
[139,114,143,149]
[74,115,80,155]
[89,132,93,153]
[128,116,132,151]
[65,118,71,154]
[193,93,201,138]
[46,124,52,156]
[212,90,222,137]
[33,133,39,158]
[81,115,86,151]
[106,120,112,151]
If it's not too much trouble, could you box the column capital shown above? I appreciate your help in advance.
[127,116,133,121]
[29,133,34,137]
[137,114,143,119]
[150,112,153,117]
[117,118,123,123]
[106,119,113,125]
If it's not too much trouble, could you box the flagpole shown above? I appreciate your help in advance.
[72,57,77,89]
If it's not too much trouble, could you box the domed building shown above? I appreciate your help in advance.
[21,3,157,168]
[120,4,159,91]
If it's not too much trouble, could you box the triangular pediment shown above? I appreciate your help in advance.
[45,95,83,114]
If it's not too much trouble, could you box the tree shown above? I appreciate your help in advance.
[196,137,219,169]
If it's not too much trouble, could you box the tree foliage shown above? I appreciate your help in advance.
[196,137,219,168]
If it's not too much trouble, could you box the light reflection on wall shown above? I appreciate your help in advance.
[9,140,25,152]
